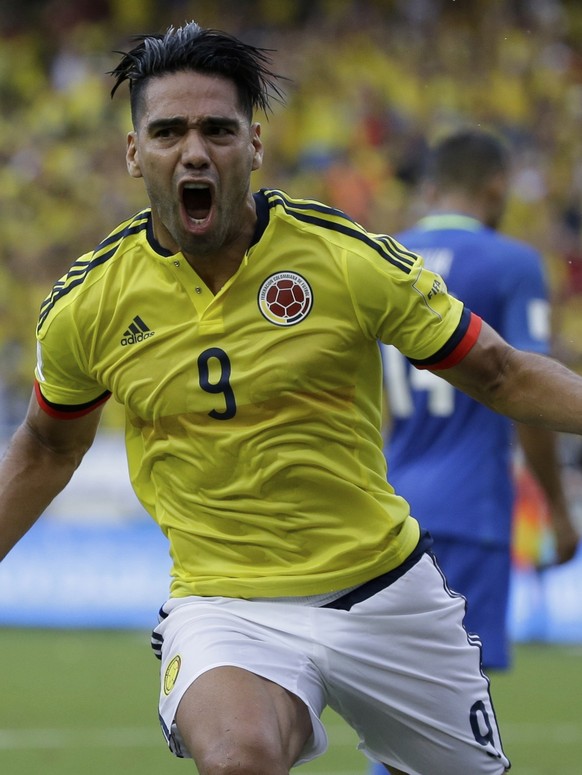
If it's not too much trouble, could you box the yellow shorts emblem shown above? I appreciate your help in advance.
[163,655,181,695]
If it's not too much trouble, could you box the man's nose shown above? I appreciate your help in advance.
[181,130,210,167]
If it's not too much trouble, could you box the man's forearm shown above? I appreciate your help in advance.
[0,422,80,560]
[516,423,566,506]
[444,324,582,433]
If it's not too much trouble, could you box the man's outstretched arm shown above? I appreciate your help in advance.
[441,318,582,434]
[0,390,104,561]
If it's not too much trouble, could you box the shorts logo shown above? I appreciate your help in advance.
[258,272,313,327]
[163,655,181,695]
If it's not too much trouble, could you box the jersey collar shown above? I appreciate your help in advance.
[416,213,485,232]
[145,211,176,257]
[251,190,270,248]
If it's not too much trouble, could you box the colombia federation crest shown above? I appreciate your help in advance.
[258,272,313,326]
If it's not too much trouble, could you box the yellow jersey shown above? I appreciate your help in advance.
[35,189,480,598]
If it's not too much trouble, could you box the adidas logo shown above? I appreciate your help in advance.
[120,315,155,346]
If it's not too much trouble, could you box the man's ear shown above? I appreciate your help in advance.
[251,123,264,172]
[126,131,143,178]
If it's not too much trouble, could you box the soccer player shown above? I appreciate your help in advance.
[371,130,579,775]
[384,129,579,666]
[1,22,581,775]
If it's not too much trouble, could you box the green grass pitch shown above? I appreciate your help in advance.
[0,629,580,774]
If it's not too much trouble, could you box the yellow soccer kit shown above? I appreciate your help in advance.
[35,189,481,599]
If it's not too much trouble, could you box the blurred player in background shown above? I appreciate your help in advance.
[4,23,582,775]
[385,130,577,653]
[383,129,579,659]
[371,127,579,774]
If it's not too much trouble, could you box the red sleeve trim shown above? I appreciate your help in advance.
[34,380,111,420]
[429,312,483,370]
[408,310,483,371]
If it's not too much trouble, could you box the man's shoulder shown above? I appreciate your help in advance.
[88,209,152,264]
[260,187,370,243]
[397,221,543,271]
[260,187,361,235]
[485,228,541,258]
[37,210,151,334]
[260,188,418,275]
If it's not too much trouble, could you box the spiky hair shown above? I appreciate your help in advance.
[110,22,286,124]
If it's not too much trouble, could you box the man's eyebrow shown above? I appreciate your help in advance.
[146,116,188,133]
[204,116,242,129]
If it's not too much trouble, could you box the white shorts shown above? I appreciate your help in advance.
[151,553,510,775]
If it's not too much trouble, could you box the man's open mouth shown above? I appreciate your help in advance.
[183,183,212,221]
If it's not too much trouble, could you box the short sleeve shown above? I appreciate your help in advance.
[35,304,110,416]
[344,240,479,367]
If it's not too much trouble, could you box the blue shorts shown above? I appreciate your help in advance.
[430,538,511,670]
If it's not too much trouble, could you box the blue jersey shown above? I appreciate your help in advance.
[382,214,550,547]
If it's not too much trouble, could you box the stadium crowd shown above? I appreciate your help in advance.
[2,0,582,428]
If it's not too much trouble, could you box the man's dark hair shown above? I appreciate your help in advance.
[427,129,510,194]
[110,21,286,125]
